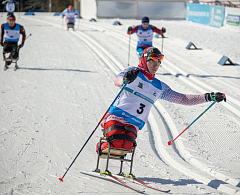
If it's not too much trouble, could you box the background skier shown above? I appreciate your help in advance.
[0,14,26,69]
[2,0,19,15]
[60,5,80,30]
[127,16,166,57]
[97,47,226,152]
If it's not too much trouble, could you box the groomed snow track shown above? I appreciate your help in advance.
[26,15,240,195]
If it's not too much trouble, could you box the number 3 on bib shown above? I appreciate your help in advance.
[137,103,145,114]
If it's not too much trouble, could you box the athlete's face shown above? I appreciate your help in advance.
[147,59,161,74]
[8,19,15,27]
[142,23,149,29]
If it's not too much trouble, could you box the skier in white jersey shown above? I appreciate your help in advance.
[1,14,25,69]
[2,0,19,15]
[60,5,80,30]
[127,16,166,57]
[97,47,226,153]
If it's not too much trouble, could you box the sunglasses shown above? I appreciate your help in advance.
[148,53,164,62]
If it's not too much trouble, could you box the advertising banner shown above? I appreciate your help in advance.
[209,5,225,28]
[224,7,240,32]
[186,4,210,25]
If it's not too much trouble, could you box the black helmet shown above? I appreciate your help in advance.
[144,47,162,62]
[142,16,149,24]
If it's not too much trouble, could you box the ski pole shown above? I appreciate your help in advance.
[18,34,31,49]
[127,33,131,66]
[168,101,217,146]
[162,36,164,53]
[77,15,80,30]
[59,82,128,182]
[1,4,5,17]
[26,33,32,40]
[18,2,20,19]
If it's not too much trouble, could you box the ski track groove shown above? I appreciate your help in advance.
[9,15,239,194]
[70,19,240,193]
[72,23,236,193]
[14,16,234,192]
[162,46,240,91]
[73,20,240,187]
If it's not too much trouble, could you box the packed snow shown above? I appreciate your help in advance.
[0,13,240,195]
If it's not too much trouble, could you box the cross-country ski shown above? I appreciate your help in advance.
[112,173,170,193]
[80,170,145,193]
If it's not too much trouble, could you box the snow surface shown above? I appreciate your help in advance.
[0,13,240,195]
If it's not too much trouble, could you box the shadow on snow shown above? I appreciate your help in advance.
[137,177,202,186]
[138,177,231,190]
[156,72,240,80]
[18,67,95,73]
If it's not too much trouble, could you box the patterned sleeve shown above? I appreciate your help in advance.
[0,23,5,43]
[160,81,206,106]
[151,25,163,35]
[60,8,67,16]
[127,25,139,35]
[75,9,80,16]
[20,25,26,44]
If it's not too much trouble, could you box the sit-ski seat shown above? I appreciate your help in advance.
[3,53,18,70]
[95,126,137,176]
[67,23,74,30]
[101,147,132,157]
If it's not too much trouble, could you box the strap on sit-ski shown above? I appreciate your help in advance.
[104,125,137,137]
[107,134,137,146]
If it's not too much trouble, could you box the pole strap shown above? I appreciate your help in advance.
[104,125,137,137]
[107,134,137,146]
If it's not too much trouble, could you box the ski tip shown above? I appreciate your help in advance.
[168,141,172,146]
[59,177,64,182]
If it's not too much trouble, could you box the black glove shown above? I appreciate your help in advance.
[19,43,24,48]
[1,42,4,47]
[162,27,166,33]
[128,26,133,32]
[205,92,226,102]
[123,69,140,84]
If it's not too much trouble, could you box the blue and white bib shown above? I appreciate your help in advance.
[109,68,164,129]
[136,25,154,48]
[4,22,20,42]
[6,2,15,13]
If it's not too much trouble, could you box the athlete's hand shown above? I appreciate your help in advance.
[205,92,226,102]
[128,26,133,32]
[162,27,166,33]
[19,43,24,48]
[123,69,140,84]
[1,42,4,47]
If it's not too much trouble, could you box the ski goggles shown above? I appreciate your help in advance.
[148,53,164,62]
